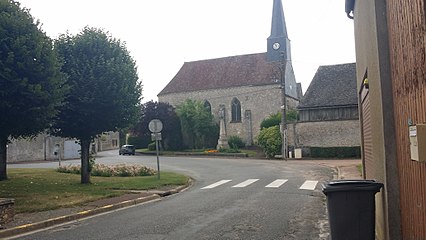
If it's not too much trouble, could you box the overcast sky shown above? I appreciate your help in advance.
[18,0,356,103]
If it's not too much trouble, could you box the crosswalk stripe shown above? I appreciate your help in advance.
[232,179,259,188]
[201,180,232,189]
[265,179,288,188]
[299,180,318,190]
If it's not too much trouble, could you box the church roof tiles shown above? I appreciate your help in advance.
[158,53,279,96]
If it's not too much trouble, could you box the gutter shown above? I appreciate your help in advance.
[345,0,355,19]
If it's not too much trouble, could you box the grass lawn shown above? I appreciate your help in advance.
[0,168,188,213]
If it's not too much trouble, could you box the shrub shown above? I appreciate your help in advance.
[57,164,156,177]
[260,113,281,129]
[148,142,156,151]
[218,147,241,153]
[228,135,245,149]
[260,110,298,130]
[310,147,361,158]
[127,135,151,149]
[257,125,281,158]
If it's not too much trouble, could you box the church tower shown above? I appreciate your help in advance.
[266,0,298,99]
[267,0,291,62]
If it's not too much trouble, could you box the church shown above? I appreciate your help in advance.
[158,0,301,146]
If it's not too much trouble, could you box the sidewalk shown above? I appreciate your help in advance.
[0,159,361,239]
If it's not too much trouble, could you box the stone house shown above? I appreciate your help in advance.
[288,63,361,156]
[158,52,301,146]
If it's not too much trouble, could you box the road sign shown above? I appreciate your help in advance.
[149,119,163,133]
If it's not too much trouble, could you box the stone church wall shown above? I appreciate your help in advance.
[159,84,299,145]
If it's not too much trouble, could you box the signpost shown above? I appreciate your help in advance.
[149,119,163,180]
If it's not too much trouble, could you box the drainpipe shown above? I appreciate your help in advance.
[345,0,355,19]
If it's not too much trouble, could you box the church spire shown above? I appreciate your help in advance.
[267,0,291,62]
[269,0,288,38]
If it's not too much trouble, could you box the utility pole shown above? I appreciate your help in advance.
[267,0,291,159]
[279,56,288,160]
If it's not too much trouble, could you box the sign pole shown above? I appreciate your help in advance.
[149,119,163,180]
[155,138,160,180]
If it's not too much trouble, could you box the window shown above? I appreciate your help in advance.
[204,100,211,114]
[231,98,241,122]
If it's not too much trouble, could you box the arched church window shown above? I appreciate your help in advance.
[204,100,211,114]
[231,98,241,122]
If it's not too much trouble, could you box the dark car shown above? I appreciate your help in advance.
[119,145,135,155]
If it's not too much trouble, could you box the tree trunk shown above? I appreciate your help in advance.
[80,138,91,184]
[0,136,8,181]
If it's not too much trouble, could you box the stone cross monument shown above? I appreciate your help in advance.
[217,105,229,149]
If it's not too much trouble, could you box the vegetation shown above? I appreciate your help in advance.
[228,135,245,149]
[0,1,67,180]
[176,99,219,149]
[260,110,299,130]
[257,125,282,158]
[131,101,183,150]
[0,168,188,213]
[53,27,142,184]
[58,164,156,177]
[310,147,361,158]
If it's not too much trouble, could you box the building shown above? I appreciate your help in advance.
[7,132,120,163]
[292,63,360,156]
[158,0,301,145]
[158,53,301,145]
[347,0,426,239]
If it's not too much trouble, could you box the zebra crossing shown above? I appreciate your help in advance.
[201,179,319,191]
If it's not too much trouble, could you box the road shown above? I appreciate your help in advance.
[10,150,334,239]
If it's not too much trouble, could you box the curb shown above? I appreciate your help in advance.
[0,179,193,239]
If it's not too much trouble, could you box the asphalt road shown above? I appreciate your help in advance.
[10,150,334,239]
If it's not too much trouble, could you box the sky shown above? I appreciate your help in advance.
[18,0,356,103]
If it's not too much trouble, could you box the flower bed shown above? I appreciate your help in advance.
[57,164,156,177]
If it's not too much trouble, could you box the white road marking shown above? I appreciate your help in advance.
[299,180,319,190]
[265,179,288,188]
[232,179,259,188]
[201,180,232,189]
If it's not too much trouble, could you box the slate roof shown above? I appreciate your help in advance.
[298,63,357,109]
[158,53,292,96]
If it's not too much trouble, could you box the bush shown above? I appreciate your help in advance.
[127,135,151,149]
[148,142,156,151]
[257,125,281,158]
[58,164,156,177]
[260,110,298,130]
[260,113,281,129]
[310,147,361,158]
[218,148,241,153]
[228,135,245,149]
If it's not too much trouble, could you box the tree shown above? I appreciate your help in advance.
[260,110,299,129]
[131,101,183,150]
[257,125,281,158]
[0,0,66,181]
[176,99,218,149]
[54,27,142,184]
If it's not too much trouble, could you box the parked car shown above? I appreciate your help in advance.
[119,145,135,155]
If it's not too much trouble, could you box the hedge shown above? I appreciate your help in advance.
[310,147,361,158]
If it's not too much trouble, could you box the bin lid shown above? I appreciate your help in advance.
[322,180,383,194]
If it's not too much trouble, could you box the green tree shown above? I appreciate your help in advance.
[176,99,218,149]
[260,110,298,129]
[54,27,142,184]
[0,0,66,181]
[257,125,281,158]
[131,101,183,150]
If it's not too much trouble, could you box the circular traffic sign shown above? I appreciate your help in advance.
[149,119,163,133]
